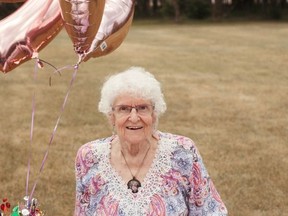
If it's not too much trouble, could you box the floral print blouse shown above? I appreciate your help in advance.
[74,132,228,216]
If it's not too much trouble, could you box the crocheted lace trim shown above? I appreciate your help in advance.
[97,134,176,215]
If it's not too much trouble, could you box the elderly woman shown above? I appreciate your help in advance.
[74,67,228,215]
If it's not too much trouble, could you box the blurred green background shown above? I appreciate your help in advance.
[1,0,288,21]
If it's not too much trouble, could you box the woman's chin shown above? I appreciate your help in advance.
[124,134,147,145]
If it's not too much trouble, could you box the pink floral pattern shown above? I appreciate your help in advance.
[96,195,119,216]
[148,195,166,216]
[74,132,228,216]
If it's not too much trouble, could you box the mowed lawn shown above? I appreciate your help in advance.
[0,21,287,215]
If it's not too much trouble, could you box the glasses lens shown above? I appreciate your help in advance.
[113,104,154,116]
[116,105,132,114]
[136,105,152,114]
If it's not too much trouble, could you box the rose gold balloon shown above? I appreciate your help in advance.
[0,0,63,73]
[83,0,135,61]
[83,6,134,61]
[58,0,105,55]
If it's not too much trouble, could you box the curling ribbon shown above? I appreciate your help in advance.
[25,58,79,202]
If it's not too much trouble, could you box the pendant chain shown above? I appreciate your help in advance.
[121,143,151,179]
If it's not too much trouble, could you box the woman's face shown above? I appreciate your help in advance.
[110,94,156,145]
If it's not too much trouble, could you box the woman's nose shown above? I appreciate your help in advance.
[128,108,139,122]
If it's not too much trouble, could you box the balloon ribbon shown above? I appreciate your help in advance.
[25,58,78,202]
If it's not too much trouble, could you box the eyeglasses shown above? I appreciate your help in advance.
[112,104,154,116]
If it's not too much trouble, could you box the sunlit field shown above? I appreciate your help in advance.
[0,21,288,215]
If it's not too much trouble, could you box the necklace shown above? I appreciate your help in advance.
[121,144,151,193]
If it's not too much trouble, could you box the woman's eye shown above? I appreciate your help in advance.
[137,105,148,111]
[119,106,130,112]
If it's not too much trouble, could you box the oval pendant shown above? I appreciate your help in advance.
[127,177,141,193]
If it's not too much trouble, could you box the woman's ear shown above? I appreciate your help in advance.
[152,113,160,140]
[108,113,116,135]
[152,112,157,124]
[108,112,115,126]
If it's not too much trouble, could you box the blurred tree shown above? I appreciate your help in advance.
[0,2,23,19]
[152,0,158,15]
[226,0,287,20]
[184,0,211,19]
[159,0,211,21]
[212,0,223,19]
[135,0,150,18]
[171,0,180,21]
[1,0,287,22]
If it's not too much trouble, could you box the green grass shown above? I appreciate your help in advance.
[1,21,288,215]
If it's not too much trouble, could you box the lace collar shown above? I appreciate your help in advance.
[96,132,176,215]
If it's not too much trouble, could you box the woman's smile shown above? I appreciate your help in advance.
[126,126,143,130]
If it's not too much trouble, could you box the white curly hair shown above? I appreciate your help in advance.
[98,66,167,116]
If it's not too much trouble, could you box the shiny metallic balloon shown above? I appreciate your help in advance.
[0,0,63,73]
[83,0,135,61]
[58,0,105,55]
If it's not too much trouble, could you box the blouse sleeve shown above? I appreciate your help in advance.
[184,138,228,215]
[74,144,94,216]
